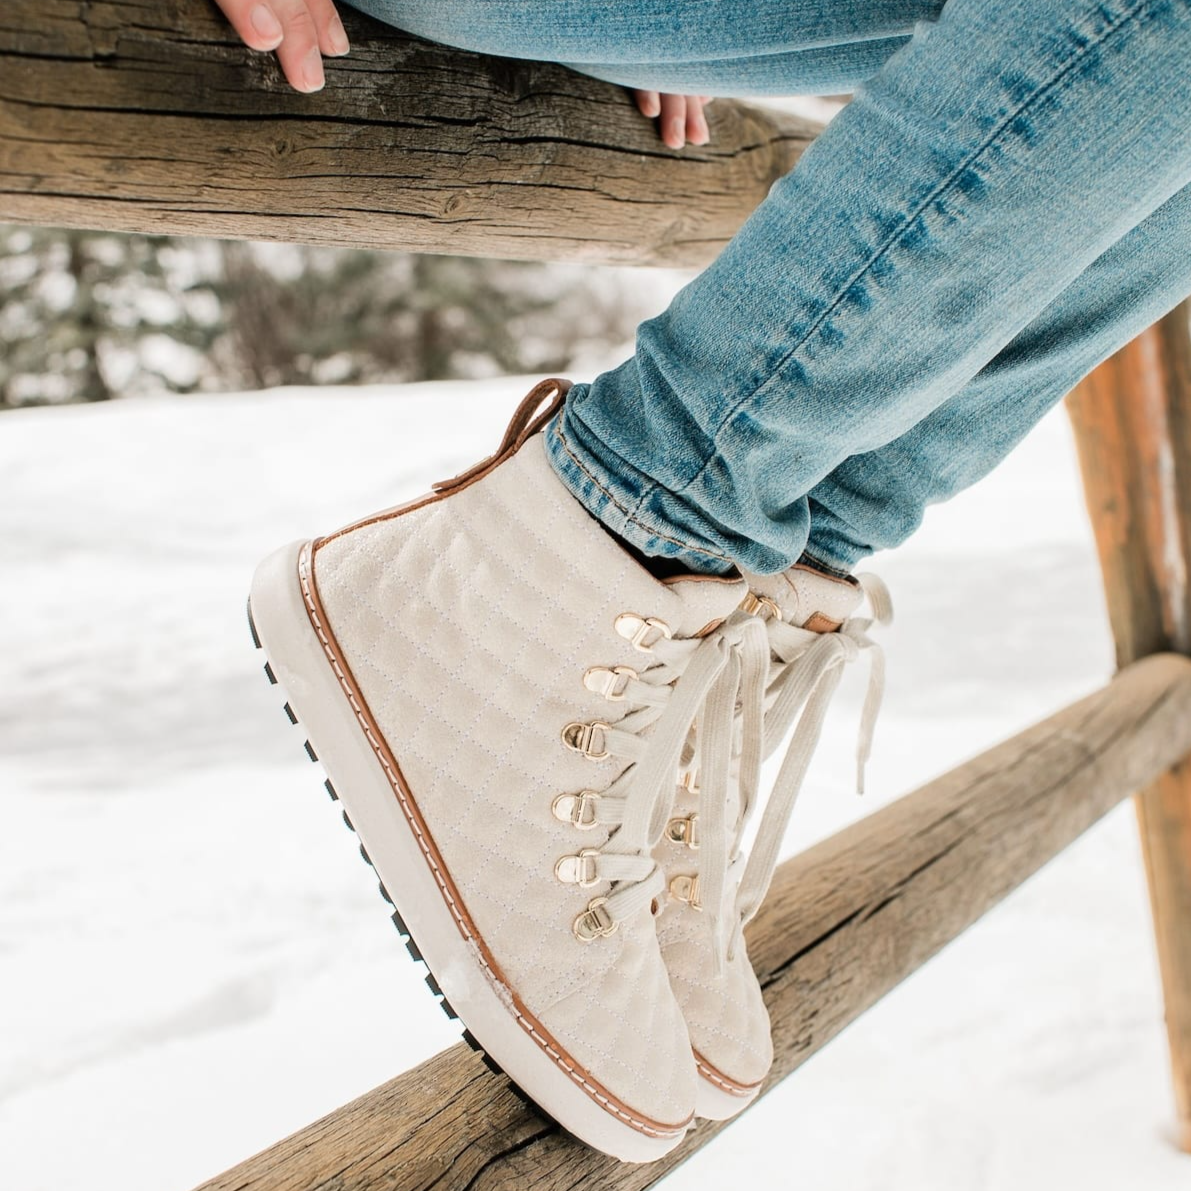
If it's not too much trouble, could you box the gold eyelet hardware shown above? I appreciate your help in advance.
[678,770,701,796]
[739,591,782,621]
[665,813,700,850]
[573,896,617,942]
[614,613,673,652]
[582,665,638,701]
[669,873,702,910]
[554,848,601,887]
[551,790,601,829]
[561,721,611,760]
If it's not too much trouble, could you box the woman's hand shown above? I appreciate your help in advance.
[632,90,712,149]
[212,0,711,149]
[212,0,350,93]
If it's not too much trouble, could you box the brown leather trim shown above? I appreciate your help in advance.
[803,611,843,634]
[782,563,855,633]
[297,540,691,1140]
[692,1048,763,1097]
[317,378,570,549]
[433,378,573,494]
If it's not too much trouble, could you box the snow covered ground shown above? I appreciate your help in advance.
[2,377,1187,1190]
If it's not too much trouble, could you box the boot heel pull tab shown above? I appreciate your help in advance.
[433,378,572,494]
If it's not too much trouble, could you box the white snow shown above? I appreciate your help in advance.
[1,376,1187,1190]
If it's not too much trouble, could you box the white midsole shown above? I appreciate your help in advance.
[248,539,687,1163]
[695,1072,761,1121]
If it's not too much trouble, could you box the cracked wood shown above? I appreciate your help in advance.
[1067,306,1191,1153]
[0,0,821,265]
[193,652,1191,1191]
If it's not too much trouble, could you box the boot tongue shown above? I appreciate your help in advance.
[745,563,862,631]
[655,572,750,638]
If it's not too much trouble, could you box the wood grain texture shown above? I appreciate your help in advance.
[194,654,1191,1190]
[1067,309,1191,1152]
[0,0,821,266]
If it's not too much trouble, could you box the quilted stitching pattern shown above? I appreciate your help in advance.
[312,433,747,1121]
[657,562,861,1090]
[656,790,773,1088]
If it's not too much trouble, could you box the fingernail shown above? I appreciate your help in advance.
[302,46,325,92]
[328,16,350,56]
[669,117,685,147]
[249,5,283,45]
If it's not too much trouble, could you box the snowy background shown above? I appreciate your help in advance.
[2,374,1188,1190]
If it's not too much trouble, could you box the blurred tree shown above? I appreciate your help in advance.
[0,226,222,406]
[0,226,650,407]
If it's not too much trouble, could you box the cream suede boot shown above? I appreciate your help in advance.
[656,563,891,1120]
[247,379,769,1162]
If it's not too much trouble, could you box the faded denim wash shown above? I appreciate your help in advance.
[346,0,1191,574]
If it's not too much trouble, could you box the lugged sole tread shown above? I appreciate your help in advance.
[246,599,511,1072]
[247,601,263,650]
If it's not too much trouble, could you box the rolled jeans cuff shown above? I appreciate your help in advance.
[544,402,735,576]
[797,545,859,580]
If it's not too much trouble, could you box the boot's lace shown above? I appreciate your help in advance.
[560,611,770,942]
[680,574,893,969]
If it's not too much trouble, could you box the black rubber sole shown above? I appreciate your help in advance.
[246,599,550,1120]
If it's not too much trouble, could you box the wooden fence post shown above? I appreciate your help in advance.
[1066,304,1191,1152]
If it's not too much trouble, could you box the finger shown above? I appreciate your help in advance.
[270,0,326,92]
[658,92,687,149]
[686,97,710,146]
[213,0,284,52]
[633,90,662,119]
[306,0,350,57]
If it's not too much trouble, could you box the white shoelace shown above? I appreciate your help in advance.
[568,574,890,966]
[700,574,893,968]
[568,611,770,934]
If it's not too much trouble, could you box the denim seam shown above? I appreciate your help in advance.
[798,548,855,580]
[552,418,735,568]
[662,0,1160,503]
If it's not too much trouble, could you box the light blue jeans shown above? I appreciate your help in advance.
[345,0,1191,575]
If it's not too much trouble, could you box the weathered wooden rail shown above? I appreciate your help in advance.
[0,0,819,266]
[197,653,1191,1190]
[2,2,1189,1184]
